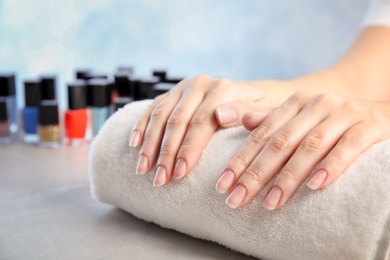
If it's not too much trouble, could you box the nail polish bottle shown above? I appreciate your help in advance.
[22,80,41,143]
[0,73,17,134]
[40,75,57,100]
[130,78,142,101]
[75,68,92,80]
[65,81,88,146]
[139,77,160,100]
[114,97,133,112]
[114,72,131,97]
[0,98,11,143]
[89,79,111,137]
[38,100,60,148]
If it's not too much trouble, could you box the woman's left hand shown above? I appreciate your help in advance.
[215,90,390,210]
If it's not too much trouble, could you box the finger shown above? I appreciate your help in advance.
[153,88,207,186]
[263,109,362,210]
[215,101,273,128]
[215,93,307,197]
[308,119,389,190]
[242,109,274,131]
[129,93,167,147]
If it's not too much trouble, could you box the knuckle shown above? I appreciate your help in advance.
[300,132,324,152]
[249,124,273,145]
[167,113,185,128]
[142,137,156,148]
[268,131,291,152]
[342,130,365,149]
[213,78,231,91]
[245,165,265,185]
[190,113,210,127]
[327,151,347,169]
[159,145,176,159]
[278,168,298,183]
[150,103,167,121]
[192,74,209,86]
[231,153,249,168]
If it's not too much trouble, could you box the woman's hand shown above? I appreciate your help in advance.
[215,91,390,210]
[129,75,273,186]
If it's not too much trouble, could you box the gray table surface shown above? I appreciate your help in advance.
[0,143,256,260]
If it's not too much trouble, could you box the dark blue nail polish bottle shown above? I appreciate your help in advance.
[22,80,41,143]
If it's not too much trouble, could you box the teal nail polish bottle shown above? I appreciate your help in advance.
[88,79,111,136]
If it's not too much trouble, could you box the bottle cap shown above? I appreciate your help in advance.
[68,81,87,110]
[40,75,56,100]
[84,73,108,80]
[152,69,167,81]
[39,100,59,125]
[75,68,92,80]
[0,98,7,121]
[114,97,133,111]
[24,80,42,107]
[117,66,133,75]
[0,73,16,96]
[114,72,131,97]
[89,79,111,107]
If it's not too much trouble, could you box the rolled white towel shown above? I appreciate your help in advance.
[89,100,390,260]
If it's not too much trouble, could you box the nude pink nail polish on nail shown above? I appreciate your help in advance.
[215,170,235,194]
[153,166,167,187]
[263,186,282,210]
[129,130,141,147]
[307,170,328,190]
[173,159,186,179]
[225,185,247,209]
[136,155,149,175]
[216,106,237,125]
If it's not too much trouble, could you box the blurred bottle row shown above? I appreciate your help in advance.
[0,68,182,147]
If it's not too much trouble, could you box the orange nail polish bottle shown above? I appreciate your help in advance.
[65,81,88,146]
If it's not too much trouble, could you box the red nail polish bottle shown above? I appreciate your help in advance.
[65,81,88,146]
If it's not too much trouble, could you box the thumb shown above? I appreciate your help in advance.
[215,101,274,128]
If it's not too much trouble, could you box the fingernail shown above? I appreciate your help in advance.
[136,155,149,175]
[307,170,328,190]
[225,185,247,209]
[129,130,141,147]
[216,106,237,125]
[215,170,235,194]
[173,158,187,180]
[153,166,167,187]
[263,186,282,210]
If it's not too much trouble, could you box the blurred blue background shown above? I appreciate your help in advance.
[0,0,369,108]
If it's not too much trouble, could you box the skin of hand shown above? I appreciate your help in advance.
[215,90,390,210]
[129,75,274,186]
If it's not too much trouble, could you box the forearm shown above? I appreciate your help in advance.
[240,26,390,107]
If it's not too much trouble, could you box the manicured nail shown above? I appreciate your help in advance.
[173,159,187,180]
[307,170,328,190]
[153,166,167,187]
[215,170,235,194]
[136,155,149,175]
[263,186,282,210]
[129,130,141,147]
[216,106,237,125]
[225,185,247,209]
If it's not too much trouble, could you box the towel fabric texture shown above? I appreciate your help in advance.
[89,100,390,260]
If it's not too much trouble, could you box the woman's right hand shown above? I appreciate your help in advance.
[129,75,273,187]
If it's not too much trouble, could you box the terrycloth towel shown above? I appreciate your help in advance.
[89,100,390,260]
